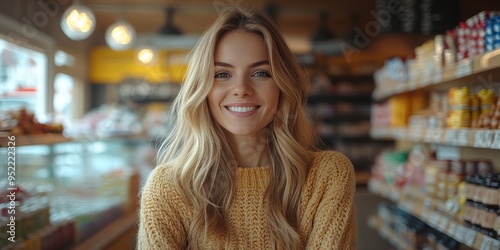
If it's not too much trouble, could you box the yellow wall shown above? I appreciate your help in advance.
[89,47,187,84]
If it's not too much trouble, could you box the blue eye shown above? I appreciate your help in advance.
[215,72,230,78]
[253,71,271,78]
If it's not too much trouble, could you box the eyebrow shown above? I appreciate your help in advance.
[214,60,269,68]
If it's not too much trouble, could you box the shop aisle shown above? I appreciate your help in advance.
[355,188,393,250]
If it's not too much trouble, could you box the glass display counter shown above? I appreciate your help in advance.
[0,134,153,249]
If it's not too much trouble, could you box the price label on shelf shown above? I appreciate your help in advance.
[491,130,500,149]
[424,129,434,143]
[400,201,413,213]
[491,238,500,250]
[464,228,477,247]
[409,128,423,141]
[408,74,417,89]
[395,84,405,94]
[393,129,406,140]
[432,65,443,83]
[432,129,443,143]
[457,129,470,146]
[444,130,457,145]
[430,212,441,227]
[390,190,400,201]
[423,197,433,208]
[474,130,485,147]
[447,221,457,237]
[480,236,494,250]
[439,216,450,231]
[455,225,467,240]
[456,58,472,78]
[422,64,433,85]
[482,130,493,148]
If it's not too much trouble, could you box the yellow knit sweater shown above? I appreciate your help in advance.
[137,151,356,249]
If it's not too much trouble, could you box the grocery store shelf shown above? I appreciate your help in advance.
[323,114,371,123]
[367,215,411,250]
[308,94,372,103]
[370,127,500,150]
[370,127,408,141]
[368,179,500,250]
[373,48,500,101]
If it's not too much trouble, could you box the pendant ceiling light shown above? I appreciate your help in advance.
[311,11,345,55]
[157,7,182,35]
[105,18,136,51]
[312,11,335,42]
[143,6,200,49]
[60,0,96,41]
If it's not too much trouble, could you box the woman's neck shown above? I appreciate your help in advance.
[231,134,271,168]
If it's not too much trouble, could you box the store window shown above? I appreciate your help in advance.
[53,73,74,125]
[0,35,47,118]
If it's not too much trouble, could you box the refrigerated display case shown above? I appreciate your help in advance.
[0,134,151,249]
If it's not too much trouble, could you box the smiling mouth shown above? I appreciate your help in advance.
[226,106,259,113]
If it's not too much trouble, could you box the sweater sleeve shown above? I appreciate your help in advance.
[305,151,357,250]
[137,165,189,249]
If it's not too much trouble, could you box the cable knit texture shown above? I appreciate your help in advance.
[137,151,356,249]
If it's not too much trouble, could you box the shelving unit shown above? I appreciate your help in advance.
[371,128,500,149]
[373,48,500,101]
[367,214,412,250]
[368,179,500,250]
[302,53,398,186]
[369,48,500,250]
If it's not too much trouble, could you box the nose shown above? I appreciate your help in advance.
[231,75,254,96]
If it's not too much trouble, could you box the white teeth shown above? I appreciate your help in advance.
[227,106,257,113]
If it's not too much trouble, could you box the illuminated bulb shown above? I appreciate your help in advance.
[138,48,155,64]
[106,20,136,51]
[60,5,95,41]
[111,26,132,44]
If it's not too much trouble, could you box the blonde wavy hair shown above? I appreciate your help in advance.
[158,7,317,250]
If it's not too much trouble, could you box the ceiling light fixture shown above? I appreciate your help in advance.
[311,11,345,55]
[105,17,136,51]
[157,7,182,35]
[137,46,156,65]
[312,11,335,42]
[134,6,199,50]
[60,0,96,41]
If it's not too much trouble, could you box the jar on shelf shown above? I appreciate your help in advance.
[447,87,471,128]
[495,212,500,240]
[432,160,451,201]
[477,88,495,115]
[464,175,478,203]
[470,94,480,128]
[425,160,449,199]
[480,175,499,237]
[470,202,485,232]
[476,159,493,175]
[473,176,487,204]
[481,206,498,238]
[463,200,476,226]
[464,160,478,175]
[447,160,466,199]
[482,174,500,210]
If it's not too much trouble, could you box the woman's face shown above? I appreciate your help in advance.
[208,29,280,141]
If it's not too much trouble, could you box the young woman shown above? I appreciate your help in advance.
[138,7,356,250]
